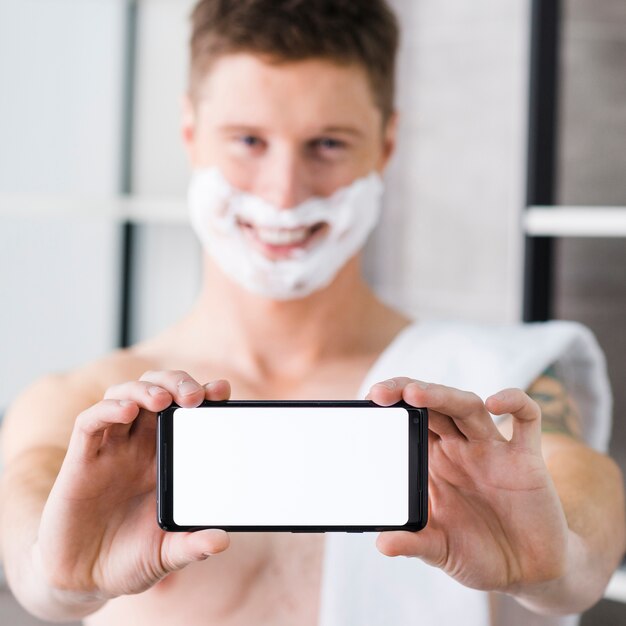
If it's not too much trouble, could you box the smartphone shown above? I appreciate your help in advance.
[157,400,428,532]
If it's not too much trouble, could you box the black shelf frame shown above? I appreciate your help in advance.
[118,0,139,348]
[523,0,562,322]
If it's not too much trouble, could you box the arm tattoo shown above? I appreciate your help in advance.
[527,365,583,440]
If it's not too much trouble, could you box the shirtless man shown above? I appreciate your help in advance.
[1,1,624,624]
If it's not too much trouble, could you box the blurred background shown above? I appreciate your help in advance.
[0,0,624,623]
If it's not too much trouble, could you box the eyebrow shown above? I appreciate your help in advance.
[217,124,365,138]
[318,125,365,138]
[217,125,262,134]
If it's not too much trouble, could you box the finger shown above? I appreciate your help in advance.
[428,409,466,440]
[103,382,172,440]
[376,527,447,569]
[203,379,231,401]
[367,377,417,406]
[485,388,542,450]
[367,379,463,439]
[130,378,233,446]
[138,370,205,408]
[71,400,140,458]
[403,381,505,442]
[128,407,159,442]
[104,380,173,410]
[161,529,230,573]
[104,419,136,442]
[130,378,233,442]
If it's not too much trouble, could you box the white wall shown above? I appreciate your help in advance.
[0,0,124,193]
[369,0,528,322]
[0,0,124,410]
[133,0,196,196]
[129,0,200,343]
[0,215,121,408]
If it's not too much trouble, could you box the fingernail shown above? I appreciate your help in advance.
[204,380,217,390]
[381,379,397,390]
[148,385,166,397]
[414,381,430,390]
[178,380,199,396]
[119,399,134,407]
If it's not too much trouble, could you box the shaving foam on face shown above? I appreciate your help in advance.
[188,167,383,299]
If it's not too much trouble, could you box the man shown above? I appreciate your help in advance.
[1,1,624,624]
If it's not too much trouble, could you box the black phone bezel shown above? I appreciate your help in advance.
[157,400,428,533]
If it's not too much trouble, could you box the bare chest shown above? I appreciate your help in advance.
[88,532,326,626]
[188,354,377,401]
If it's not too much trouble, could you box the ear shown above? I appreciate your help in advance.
[377,111,399,172]
[181,93,197,165]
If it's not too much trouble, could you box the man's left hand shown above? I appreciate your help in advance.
[367,377,569,592]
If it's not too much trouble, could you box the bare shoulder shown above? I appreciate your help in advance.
[1,348,158,465]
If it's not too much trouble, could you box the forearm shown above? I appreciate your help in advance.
[20,542,108,622]
[0,448,108,621]
[510,529,617,615]
[510,436,626,614]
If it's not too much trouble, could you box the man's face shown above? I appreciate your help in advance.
[183,53,396,209]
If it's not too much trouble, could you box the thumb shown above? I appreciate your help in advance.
[160,529,230,573]
[376,528,447,569]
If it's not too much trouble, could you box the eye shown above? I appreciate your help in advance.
[312,137,345,152]
[238,135,264,148]
[309,137,348,160]
[229,134,267,158]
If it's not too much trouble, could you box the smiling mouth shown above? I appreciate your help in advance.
[236,218,328,259]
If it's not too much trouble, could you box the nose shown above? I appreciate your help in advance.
[254,144,312,209]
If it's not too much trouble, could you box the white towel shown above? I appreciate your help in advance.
[319,319,612,626]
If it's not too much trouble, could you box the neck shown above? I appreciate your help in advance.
[177,254,405,380]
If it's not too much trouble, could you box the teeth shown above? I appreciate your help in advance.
[254,226,311,246]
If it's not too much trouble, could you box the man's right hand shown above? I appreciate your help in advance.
[34,371,231,600]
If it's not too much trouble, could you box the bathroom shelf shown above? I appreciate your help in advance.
[0,193,187,224]
[524,206,626,237]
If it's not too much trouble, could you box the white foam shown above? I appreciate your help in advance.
[188,168,384,299]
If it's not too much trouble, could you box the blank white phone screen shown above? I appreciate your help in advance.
[172,406,409,526]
